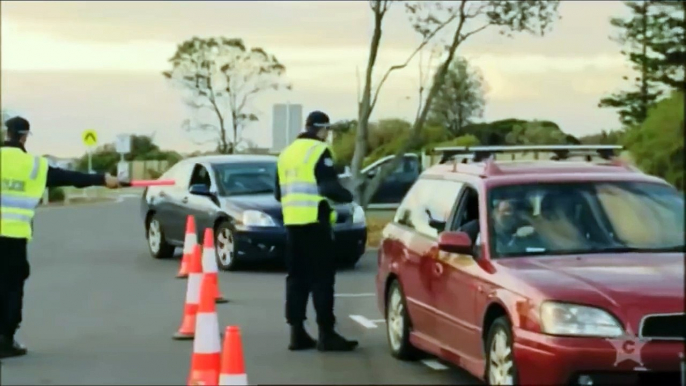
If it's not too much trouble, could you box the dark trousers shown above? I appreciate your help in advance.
[285,223,336,329]
[0,237,29,340]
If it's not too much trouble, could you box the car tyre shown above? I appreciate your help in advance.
[147,214,174,259]
[215,221,239,271]
[385,280,420,360]
[485,316,519,385]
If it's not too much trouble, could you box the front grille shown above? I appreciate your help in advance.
[639,313,685,340]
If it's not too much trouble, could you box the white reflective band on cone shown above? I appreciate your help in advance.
[193,313,221,354]
[203,246,219,273]
[186,273,202,304]
[219,374,248,386]
[183,233,196,254]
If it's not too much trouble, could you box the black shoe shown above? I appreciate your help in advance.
[317,328,358,352]
[288,325,317,351]
[0,336,28,359]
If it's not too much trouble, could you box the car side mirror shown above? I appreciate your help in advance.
[437,231,473,255]
[189,184,212,197]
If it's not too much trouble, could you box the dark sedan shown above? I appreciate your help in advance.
[140,154,368,270]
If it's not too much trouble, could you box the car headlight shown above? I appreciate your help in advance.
[241,210,276,227]
[351,203,366,224]
[540,301,624,337]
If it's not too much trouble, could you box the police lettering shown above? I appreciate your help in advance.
[1,179,26,192]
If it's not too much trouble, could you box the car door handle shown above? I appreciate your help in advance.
[433,262,444,276]
[182,197,188,204]
[159,191,167,197]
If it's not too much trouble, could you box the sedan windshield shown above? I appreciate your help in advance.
[487,181,684,258]
[213,162,277,196]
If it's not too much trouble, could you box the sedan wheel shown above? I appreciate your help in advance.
[486,317,517,385]
[147,215,174,259]
[215,223,238,271]
[385,280,419,360]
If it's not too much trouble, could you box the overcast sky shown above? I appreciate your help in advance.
[2,1,631,158]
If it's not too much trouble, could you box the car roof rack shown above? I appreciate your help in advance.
[430,145,624,164]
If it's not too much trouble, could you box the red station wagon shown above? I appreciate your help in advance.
[375,145,685,386]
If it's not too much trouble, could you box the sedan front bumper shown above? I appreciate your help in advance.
[232,224,367,264]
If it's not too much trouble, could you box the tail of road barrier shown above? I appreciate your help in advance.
[187,273,222,386]
[219,326,248,385]
[173,244,203,340]
[202,228,228,304]
[177,215,197,279]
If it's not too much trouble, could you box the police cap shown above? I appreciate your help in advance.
[4,116,30,137]
[305,111,331,132]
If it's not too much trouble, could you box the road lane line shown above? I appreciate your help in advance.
[349,315,378,329]
[370,319,385,323]
[422,359,449,370]
[336,293,375,298]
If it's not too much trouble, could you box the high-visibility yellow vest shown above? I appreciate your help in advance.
[1,147,49,240]
[277,138,337,225]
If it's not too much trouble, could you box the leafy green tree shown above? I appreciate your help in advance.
[646,0,685,91]
[599,1,665,127]
[623,90,684,190]
[352,0,560,207]
[163,37,289,154]
[505,121,568,145]
[579,130,625,145]
[427,57,487,136]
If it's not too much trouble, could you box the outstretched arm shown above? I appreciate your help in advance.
[46,167,118,189]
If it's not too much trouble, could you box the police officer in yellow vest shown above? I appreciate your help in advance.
[0,116,121,359]
[275,111,359,352]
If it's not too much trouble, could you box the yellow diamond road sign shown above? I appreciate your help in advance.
[82,129,98,147]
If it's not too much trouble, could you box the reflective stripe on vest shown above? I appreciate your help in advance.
[277,138,334,226]
[0,148,49,240]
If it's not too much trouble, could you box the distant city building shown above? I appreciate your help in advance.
[271,103,302,152]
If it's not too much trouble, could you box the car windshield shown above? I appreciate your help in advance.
[487,181,684,258]
[213,162,276,196]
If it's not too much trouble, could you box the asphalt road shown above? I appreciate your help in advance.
[2,197,480,385]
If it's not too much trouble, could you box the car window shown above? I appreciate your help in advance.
[394,178,464,237]
[487,181,684,258]
[213,162,277,196]
[189,164,212,189]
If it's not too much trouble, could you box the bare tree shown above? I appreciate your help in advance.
[163,37,290,154]
[351,0,561,207]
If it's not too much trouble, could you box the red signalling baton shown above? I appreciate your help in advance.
[119,179,175,187]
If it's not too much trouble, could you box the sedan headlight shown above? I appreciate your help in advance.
[351,203,366,224]
[540,301,624,337]
[241,210,276,227]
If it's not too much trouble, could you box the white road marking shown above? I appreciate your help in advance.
[421,359,449,370]
[370,319,385,323]
[336,293,375,298]
[349,315,379,329]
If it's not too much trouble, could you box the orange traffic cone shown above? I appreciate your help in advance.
[187,274,222,386]
[173,244,203,340]
[202,228,228,304]
[219,326,248,385]
[177,215,197,279]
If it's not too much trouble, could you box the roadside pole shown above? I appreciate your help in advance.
[116,134,132,186]
[81,129,98,199]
